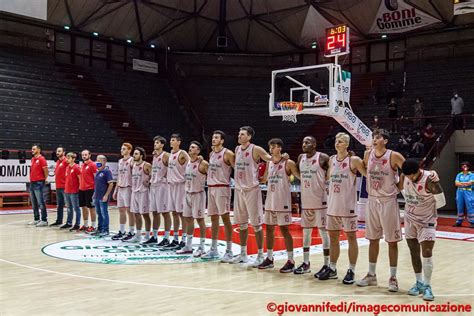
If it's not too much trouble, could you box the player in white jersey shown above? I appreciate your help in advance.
[163,133,190,251]
[258,138,300,273]
[112,143,136,241]
[230,126,285,266]
[357,129,406,291]
[401,159,445,301]
[142,136,172,246]
[294,136,331,277]
[202,130,235,261]
[319,132,366,285]
[176,141,209,256]
[127,147,152,243]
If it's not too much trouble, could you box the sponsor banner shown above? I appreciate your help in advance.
[336,70,351,104]
[370,0,440,33]
[132,59,158,74]
[331,105,373,146]
[454,0,474,15]
[0,159,118,183]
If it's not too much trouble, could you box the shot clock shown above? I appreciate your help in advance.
[324,24,350,57]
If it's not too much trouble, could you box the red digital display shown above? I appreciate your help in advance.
[324,25,350,57]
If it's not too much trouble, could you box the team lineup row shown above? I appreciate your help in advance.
[29,126,445,302]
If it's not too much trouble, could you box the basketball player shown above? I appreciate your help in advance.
[319,132,366,284]
[142,136,172,246]
[401,159,446,301]
[356,129,405,292]
[176,141,209,256]
[294,136,331,276]
[230,126,284,266]
[162,134,189,250]
[111,143,136,241]
[258,138,300,273]
[202,130,235,261]
[127,147,152,243]
[79,149,97,233]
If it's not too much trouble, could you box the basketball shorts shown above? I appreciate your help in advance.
[301,208,327,229]
[233,186,263,227]
[117,187,131,208]
[404,217,436,242]
[207,186,231,216]
[79,189,94,208]
[131,191,149,214]
[264,211,292,226]
[149,183,169,213]
[365,197,402,242]
[168,182,185,213]
[183,192,206,219]
[326,215,358,232]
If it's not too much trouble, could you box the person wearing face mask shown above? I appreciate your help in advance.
[451,91,464,129]
[453,162,474,228]
[92,155,114,236]
[413,98,424,129]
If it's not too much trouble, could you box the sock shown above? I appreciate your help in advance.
[129,226,135,234]
[145,231,150,239]
[173,232,179,241]
[258,248,264,256]
[164,231,170,239]
[84,220,89,227]
[324,255,330,266]
[153,229,158,238]
[422,257,433,285]
[91,221,96,228]
[241,245,247,256]
[329,262,337,271]
[349,263,356,271]
[303,251,310,264]
[390,266,397,277]
[136,230,141,238]
[211,239,218,250]
[186,235,193,249]
[369,262,377,276]
[119,224,125,233]
[288,251,294,261]
[415,273,423,283]
[267,249,274,259]
[200,238,205,248]
[226,241,232,251]
[182,233,187,242]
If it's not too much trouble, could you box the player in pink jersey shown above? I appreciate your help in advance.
[258,138,300,273]
[176,141,209,257]
[202,130,235,261]
[230,126,286,266]
[357,129,406,291]
[401,159,445,301]
[127,147,152,243]
[163,133,190,251]
[142,136,172,246]
[319,132,366,285]
[112,143,136,241]
[294,136,331,276]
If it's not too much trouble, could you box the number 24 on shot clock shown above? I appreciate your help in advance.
[324,24,350,57]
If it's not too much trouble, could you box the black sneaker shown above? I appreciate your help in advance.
[314,264,329,279]
[157,238,170,247]
[69,224,80,232]
[175,241,186,251]
[111,231,126,240]
[60,223,72,229]
[91,230,102,236]
[258,257,274,269]
[49,221,62,227]
[294,262,311,274]
[121,232,135,242]
[343,269,355,285]
[318,267,337,280]
[162,239,179,250]
[142,236,157,244]
[280,260,295,273]
[453,222,462,227]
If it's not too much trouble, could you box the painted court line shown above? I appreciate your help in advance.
[0,259,472,298]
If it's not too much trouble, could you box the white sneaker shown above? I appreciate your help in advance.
[176,247,193,254]
[35,221,48,227]
[251,254,265,268]
[127,234,141,243]
[28,220,40,225]
[220,250,234,263]
[202,249,220,259]
[193,247,204,258]
[229,253,249,264]
[356,273,378,287]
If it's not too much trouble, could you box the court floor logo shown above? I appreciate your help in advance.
[41,237,241,265]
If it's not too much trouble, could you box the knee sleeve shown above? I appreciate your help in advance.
[239,223,248,230]
[253,225,262,232]
[320,228,330,249]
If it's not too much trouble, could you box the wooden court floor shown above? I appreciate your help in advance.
[1,208,473,315]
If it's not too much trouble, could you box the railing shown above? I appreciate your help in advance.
[420,120,455,168]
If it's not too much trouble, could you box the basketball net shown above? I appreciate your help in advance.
[279,101,302,123]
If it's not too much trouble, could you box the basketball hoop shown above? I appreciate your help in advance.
[278,101,303,123]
